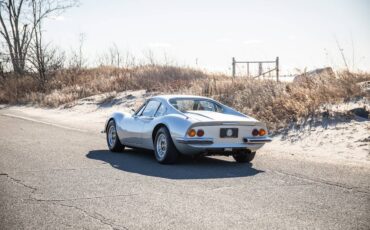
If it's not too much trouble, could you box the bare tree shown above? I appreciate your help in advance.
[28,1,65,90]
[28,43,65,90]
[0,42,11,75]
[123,50,136,68]
[0,0,28,74]
[0,0,77,75]
[96,43,121,67]
[96,47,136,69]
[68,33,86,69]
[143,49,156,66]
[109,43,120,67]
[0,57,5,79]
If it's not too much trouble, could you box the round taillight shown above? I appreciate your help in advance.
[197,129,204,137]
[252,129,259,136]
[259,129,267,136]
[188,129,196,137]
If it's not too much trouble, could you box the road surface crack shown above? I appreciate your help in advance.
[31,193,140,202]
[7,167,109,173]
[1,173,37,193]
[271,169,370,195]
[1,172,133,229]
[51,202,128,230]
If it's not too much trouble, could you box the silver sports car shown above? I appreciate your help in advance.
[104,95,271,164]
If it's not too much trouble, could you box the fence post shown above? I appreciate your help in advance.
[276,56,279,82]
[232,57,236,77]
[258,62,262,76]
[247,62,250,77]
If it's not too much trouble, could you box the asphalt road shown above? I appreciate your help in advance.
[0,115,369,229]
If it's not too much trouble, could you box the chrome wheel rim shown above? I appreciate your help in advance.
[156,133,167,159]
[108,125,117,148]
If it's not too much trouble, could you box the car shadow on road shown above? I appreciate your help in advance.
[86,149,264,180]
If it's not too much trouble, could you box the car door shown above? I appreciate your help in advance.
[139,102,168,149]
[119,103,146,146]
[136,100,161,149]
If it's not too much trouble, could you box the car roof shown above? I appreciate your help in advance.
[151,95,212,100]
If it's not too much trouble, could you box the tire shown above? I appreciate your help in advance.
[154,127,179,164]
[106,120,125,152]
[233,151,256,163]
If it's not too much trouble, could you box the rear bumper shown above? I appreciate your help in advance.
[175,137,214,145]
[176,136,272,145]
[243,137,272,144]
[174,136,272,155]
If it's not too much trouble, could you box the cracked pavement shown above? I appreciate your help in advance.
[0,115,369,229]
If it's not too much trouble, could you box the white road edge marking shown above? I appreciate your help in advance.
[1,113,88,133]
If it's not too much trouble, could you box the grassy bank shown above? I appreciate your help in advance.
[0,65,369,130]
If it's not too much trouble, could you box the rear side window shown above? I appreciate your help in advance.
[142,100,160,117]
[170,98,224,113]
[155,104,167,117]
[197,100,223,112]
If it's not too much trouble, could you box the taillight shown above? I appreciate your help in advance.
[188,129,196,137]
[259,129,267,136]
[197,129,204,137]
[252,129,259,136]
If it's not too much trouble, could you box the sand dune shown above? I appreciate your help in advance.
[1,90,368,167]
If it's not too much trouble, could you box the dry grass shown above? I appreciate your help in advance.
[190,72,369,130]
[0,65,208,107]
[0,65,369,131]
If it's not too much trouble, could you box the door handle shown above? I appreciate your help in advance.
[134,116,153,120]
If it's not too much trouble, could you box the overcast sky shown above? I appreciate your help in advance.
[43,0,370,75]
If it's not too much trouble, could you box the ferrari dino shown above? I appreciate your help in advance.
[104,95,271,164]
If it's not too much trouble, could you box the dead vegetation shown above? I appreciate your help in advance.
[194,71,370,130]
[0,65,369,131]
[0,65,208,106]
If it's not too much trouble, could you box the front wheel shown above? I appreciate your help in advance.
[106,120,125,152]
[233,151,255,163]
[154,127,179,164]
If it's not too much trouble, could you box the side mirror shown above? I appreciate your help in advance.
[131,108,139,118]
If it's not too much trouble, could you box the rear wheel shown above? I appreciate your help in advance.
[154,127,179,164]
[106,120,125,152]
[233,150,255,163]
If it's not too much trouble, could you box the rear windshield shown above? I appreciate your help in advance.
[169,98,223,113]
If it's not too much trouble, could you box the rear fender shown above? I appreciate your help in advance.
[165,114,193,135]
[103,112,127,134]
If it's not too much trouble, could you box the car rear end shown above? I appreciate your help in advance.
[175,121,271,155]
